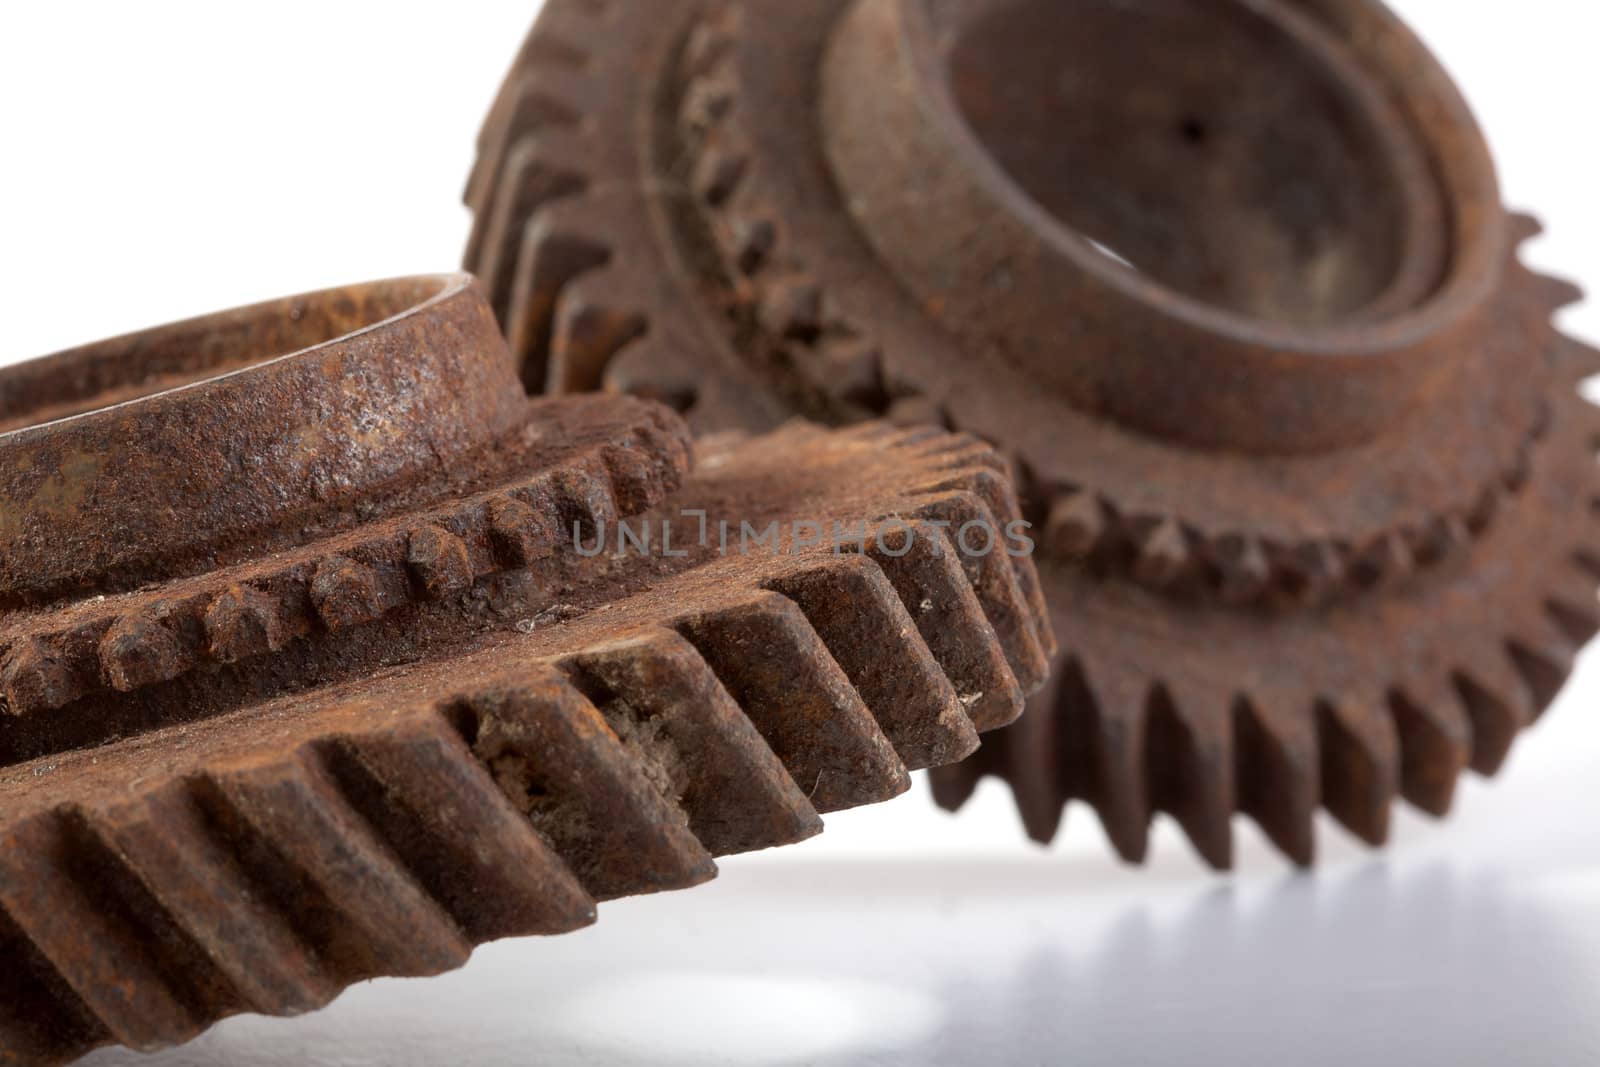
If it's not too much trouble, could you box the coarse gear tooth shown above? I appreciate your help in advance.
[1386,677,1473,818]
[473,131,592,322]
[1452,654,1535,776]
[548,264,652,395]
[406,526,476,601]
[769,554,980,770]
[99,610,194,693]
[81,787,339,1020]
[1,637,83,717]
[914,491,1051,692]
[932,671,1065,842]
[1532,273,1585,315]
[1506,214,1539,250]
[1044,489,1107,561]
[504,195,627,393]
[0,903,107,1066]
[203,585,291,663]
[1061,658,1152,864]
[317,712,601,941]
[443,672,720,901]
[464,77,583,221]
[0,810,248,1053]
[202,753,477,975]
[1315,697,1399,847]
[1349,531,1416,589]
[558,630,824,857]
[864,522,1025,733]
[1210,532,1272,605]
[1132,517,1192,589]
[676,591,910,812]
[1147,681,1236,871]
[1506,613,1579,716]
[1233,694,1319,867]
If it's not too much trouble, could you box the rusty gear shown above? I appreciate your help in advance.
[0,276,1051,1064]
[465,0,1600,867]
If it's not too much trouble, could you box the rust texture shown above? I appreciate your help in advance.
[0,277,1052,1064]
[465,0,1600,867]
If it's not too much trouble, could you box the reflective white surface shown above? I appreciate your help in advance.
[4,1,1598,1064]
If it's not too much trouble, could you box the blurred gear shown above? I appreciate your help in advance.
[466,0,1600,866]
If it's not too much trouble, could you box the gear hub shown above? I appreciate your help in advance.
[466,0,1600,866]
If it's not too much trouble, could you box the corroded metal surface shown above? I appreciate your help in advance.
[466,0,1600,866]
[0,278,1051,1064]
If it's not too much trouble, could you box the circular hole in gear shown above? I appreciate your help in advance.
[945,0,1416,326]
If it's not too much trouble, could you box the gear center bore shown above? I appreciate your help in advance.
[944,0,1430,326]
[821,0,1504,454]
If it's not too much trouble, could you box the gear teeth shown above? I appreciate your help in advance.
[1452,659,1534,776]
[473,132,592,322]
[1147,682,1235,871]
[1132,517,1192,589]
[505,217,611,390]
[204,752,476,975]
[0,903,106,1066]
[99,610,193,693]
[317,714,598,940]
[1044,489,1107,560]
[1272,540,1347,605]
[864,523,1025,732]
[1543,593,1600,646]
[1533,273,1585,314]
[602,335,706,414]
[0,810,250,1053]
[768,555,980,770]
[800,337,887,410]
[558,630,824,856]
[84,787,339,1021]
[405,526,475,601]
[1387,681,1471,817]
[1315,698,1399,847]
[464,79,583,220]
[2,637,83,716]
[1558,336,1600,383]
[676,591,911,812]
[1508,211,1545,245]
[914,492,1051,692]
[885,394,951,429]
[1063,658,1152,864]
[204,586,290,663]
[1233,695,1319,866]
[693,128,751,207]
[1211,533,1271,604]
[1350,531,1415,589]
[309,556,388,632]
[451,673,717,900]
[1507,612,1579,714]
[548,265,652,394]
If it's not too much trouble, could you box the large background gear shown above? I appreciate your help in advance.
[0,276,1050,1064]
[464,0,1600,867]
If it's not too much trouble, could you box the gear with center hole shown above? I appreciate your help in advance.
[465,0,1600,867]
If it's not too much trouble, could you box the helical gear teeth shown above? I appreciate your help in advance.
[865,524,1025,733]
[559,630,824,857]
[676,591,911,813]
[770,555,980,769]
[456,673,717,901]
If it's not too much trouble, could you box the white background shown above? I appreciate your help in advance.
[3,3,1598,1064]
